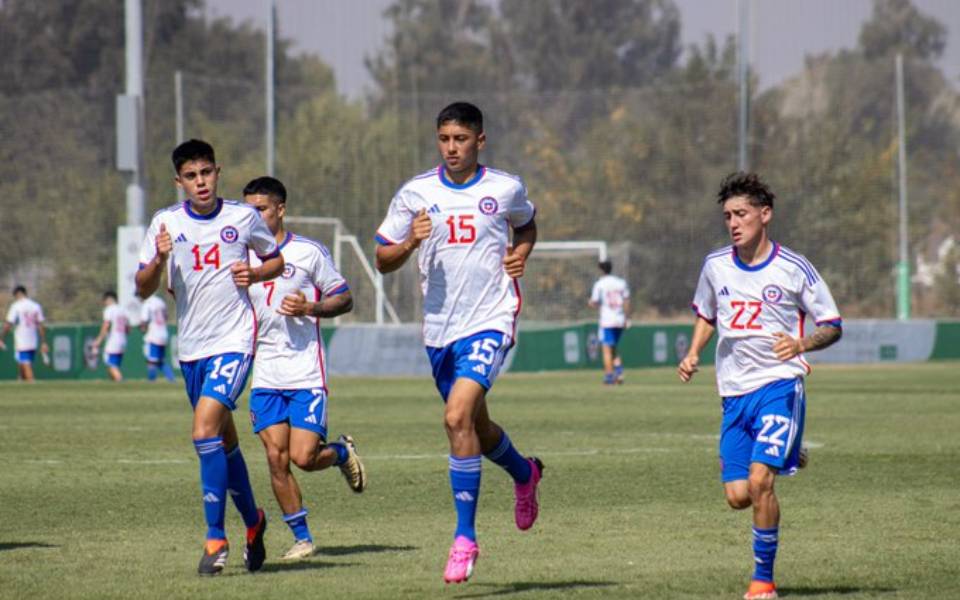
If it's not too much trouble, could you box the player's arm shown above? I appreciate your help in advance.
[91,320,110,349]
[772,324,842,361]
[278,289,353,319]
[504,218,537,279]
[231,253,284,288]
[38,321,48,353]
[678,316,716,382]
[136,223,172,298]
[0,321,10,351]
[376,208,431,274]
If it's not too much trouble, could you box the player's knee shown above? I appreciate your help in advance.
[266,446,291,475]
[724,487,751,510]
[443,410,473,435]
[289,448,314,471]
[747,473,775,503]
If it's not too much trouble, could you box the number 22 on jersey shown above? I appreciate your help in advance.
[729,300,762,330]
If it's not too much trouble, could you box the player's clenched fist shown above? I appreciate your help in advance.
[407,208,433,249]
[231,261,254,288]
[277,290,310,317]
[156,223,173,259]
[677,353,699,382]
[503,244,526,279]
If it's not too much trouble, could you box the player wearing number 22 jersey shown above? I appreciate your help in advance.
[136,140,284,575]
[375,102,543,585]
[679,173,842,600]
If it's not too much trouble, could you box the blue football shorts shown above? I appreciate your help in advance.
[718,377,806,483]
[144,343,166,364]
[105,353,124,368]
[15,350,36,364]
[600,327,624,347]
[179,352,253,411]
[426,330,512,402]
[249,388,329,438]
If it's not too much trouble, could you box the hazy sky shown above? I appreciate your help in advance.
[205,0,960,97]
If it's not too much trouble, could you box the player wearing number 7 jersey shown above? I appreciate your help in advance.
[375,102,543,585]
[136,139,284,576]
[678,172,842,600]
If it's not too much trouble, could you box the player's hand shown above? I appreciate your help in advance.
[772,332,804,361]
[678,353,699,382]
[40,342,49,354]
[503,245,526,279]
[0,339,6,351]
[231,261,255,288]
[156,223,173,260]
[277,290,311,317]
[407,208,432,249]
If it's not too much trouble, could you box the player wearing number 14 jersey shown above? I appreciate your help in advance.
[678,172,842,600]
[375,102,543,584]
[136,139,284,575]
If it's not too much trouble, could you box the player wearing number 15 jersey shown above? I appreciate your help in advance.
[678,172,842,600]
[136,139,284,575]
[375,102,543,585]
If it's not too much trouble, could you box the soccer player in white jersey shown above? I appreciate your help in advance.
[589,260,631,384]
[91,291,128,382]
[375,102,543,584]
[135,139,284,575]
[139,294,175,382]
[678,172,842,600]
[1,285,48,381]
[243,176,366,561]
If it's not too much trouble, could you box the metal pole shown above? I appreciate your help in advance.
[895,53,911,320]
[175,69,185,200]
[265,0,276,176]
[737,0,750,171]
[124,0,146,226]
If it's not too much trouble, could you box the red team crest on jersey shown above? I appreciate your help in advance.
[478,196,498,215]
[762,284,783,304]
[281,264,296,279]
[220,226,239,243]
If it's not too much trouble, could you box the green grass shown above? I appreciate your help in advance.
[1,364,958,599]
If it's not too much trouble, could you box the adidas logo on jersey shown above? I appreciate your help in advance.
[719,286,730,296]
[175,233,188,243]
[304,414,318,425]
[454,491,475,503]
[765,445,780,457]
[202,492,220,503]
[213,384,226,394]
[472,364,487,376]
[427,204,441,214]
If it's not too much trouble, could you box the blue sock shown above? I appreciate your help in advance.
[225,445,260,528]
[614,364,624,377]
[752,526,779,582]
[484,431,532,484]
[162,363,176,381]
[194,437,228,540]
[146,364,158,381]
[449,455,482,541]
[284,509,313,543]
[328,441,349,466]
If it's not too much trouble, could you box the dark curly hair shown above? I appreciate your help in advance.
[716,172,775,208]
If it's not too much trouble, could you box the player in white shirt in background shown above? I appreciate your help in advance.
[1,285,48,381]
[678,172,842,600]
[375,102,543,584]
[243,176,366,561]
[91,291,128,382]
[589,260,631,385]
[136,139,284,575]
[139,294,175,382]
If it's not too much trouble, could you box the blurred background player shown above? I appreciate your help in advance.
[588,260,631,385]
[678,172,842,600]
[136,139,284,575]
[243,176,366,561]
[91,291,128,382]
[375,101,543,584]
[1,285,48,381]
[140,294,176,382]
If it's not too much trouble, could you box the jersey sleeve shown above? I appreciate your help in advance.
[375,188,414,245]
[139,301,150,323]
[138,215,160,268]
[35,304,45,324]
[506,179,536,228]
[5,304,16,325]
[590,281,601,304]
[312,246,349,298]
[247,211,280,260]
[798,266,842,327]
[691,266,717,324]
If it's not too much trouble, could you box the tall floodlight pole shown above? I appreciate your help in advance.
[737,0,750,171]
[895,53,911,320]
[265,0,276,176]
[175,69,185,199]
[122,0,146,226]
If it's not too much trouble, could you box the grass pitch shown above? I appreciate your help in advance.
[0,364,958,599]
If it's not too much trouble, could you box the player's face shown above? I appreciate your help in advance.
[436,121,485,178]
[244,193,285,236]
[722,196,771,249]
[175,159,220,213]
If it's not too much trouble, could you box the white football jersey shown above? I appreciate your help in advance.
[376,165,536,347]
[139,296,169,346]
[102,303,129,355]
[5,298,44,352]
[591,275,630,328]
[248,233,348,390]
[138,199,279,362]
[692,242,841,397]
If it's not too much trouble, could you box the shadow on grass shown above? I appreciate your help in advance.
[780,585,898,597]
[315,544,418,556]
[0,542,58,552]
[258,560,361,573]
[454,580,617,598]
